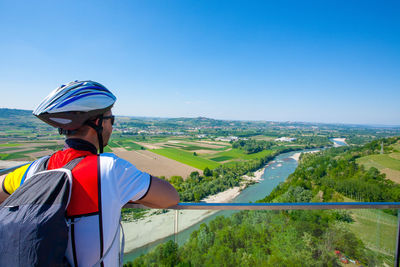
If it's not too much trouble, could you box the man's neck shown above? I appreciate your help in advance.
[64,138,98,154]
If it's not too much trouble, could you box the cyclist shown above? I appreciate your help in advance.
[0,80,179,266]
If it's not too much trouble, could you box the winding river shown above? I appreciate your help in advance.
[124,140,347,262]
[123,149,307,263]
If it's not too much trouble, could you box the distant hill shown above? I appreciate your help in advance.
[0,108,32,118]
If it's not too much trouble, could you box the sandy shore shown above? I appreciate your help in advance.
[289,150,320,162]
[123,167,265,253]
[332,138,347,147]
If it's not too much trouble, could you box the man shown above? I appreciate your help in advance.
[0,80,179,266]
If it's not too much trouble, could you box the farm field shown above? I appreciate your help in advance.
[0,141,63,161]
[206,148,274,162]
[150,147,220,170]
[348,208,397,265]
[356,153,400,183]
[113,149,201,178]
[337,194,397,266]
[123,136,278,171]
[134,138,229,151]
[108,139,144,151]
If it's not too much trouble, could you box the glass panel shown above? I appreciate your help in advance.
[123,208,398,266]
[122,208,176,264]
[346,208,397,266]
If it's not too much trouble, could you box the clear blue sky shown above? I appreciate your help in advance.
[1,0,399,125]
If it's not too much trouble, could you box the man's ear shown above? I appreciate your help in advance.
[94,117,102,126]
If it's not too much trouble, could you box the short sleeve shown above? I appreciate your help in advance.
[3,163,30,194]
[101,154,151,206]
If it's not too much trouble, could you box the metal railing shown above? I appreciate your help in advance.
[0,164,28,175]
[124,202,400,210]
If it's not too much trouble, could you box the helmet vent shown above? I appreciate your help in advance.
[49,117,72,124]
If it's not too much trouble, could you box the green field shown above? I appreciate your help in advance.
[163,143,185,148]
[391,143,400,152]
[0,143,23,147]
[207,148,274,161]
[210,156,233,162]
[0,148,43,160]
[180,145,217,151]
[349,208,397,264]
[356,154,400,171]
[150,148,220,170]
[103,146,113,152]
[339,196,397,265]
[109,139,144,151]
[0,147,25,153]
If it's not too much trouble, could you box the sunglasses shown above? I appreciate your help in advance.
[103,115,115,125]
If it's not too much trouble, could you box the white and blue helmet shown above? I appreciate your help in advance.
[33,80,116,130]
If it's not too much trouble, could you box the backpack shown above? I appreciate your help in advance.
[0,157,83,267]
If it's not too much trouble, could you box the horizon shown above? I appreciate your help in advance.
[1,1,399,125]
[2,107,400,128]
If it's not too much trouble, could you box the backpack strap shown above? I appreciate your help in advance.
[21,156,50,185]
[61,157,85,171]
[91,217,124,267]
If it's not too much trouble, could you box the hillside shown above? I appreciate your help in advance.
[0,108,32,118]
[356,141,400,183]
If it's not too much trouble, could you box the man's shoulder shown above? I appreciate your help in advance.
[99,152,123,161]
[98,153,135,169]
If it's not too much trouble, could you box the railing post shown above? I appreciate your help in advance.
[174,210,178,243]
[395,209,400,267]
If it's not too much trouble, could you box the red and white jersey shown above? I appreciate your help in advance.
[21,148,150,267]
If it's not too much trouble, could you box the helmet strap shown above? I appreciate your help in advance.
[58,128,77,135]
[85,116,104,154]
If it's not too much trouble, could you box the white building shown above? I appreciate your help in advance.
[275,137,296,142]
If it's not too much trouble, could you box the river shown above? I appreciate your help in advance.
[123,149,306,263]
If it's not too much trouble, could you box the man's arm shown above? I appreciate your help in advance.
[0,174,9,204]
[135,176,179,209]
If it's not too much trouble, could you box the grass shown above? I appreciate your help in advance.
[341,197,397,265]
[163,143,185,148]
[208,148,274,161]
[180,145,217,151]
[103,146,113,152]
[150,147,220,170]
[0,143,23,147]
[210,156,233,162]
[0,154,10,160]
[0,147,25,153]
[0,145,62,160]
[108,139,144,151]
[356,154,400,171]
[348,208,397,265]
[391,143,400,152]
[389,152,400,160]
[0,149,42,160]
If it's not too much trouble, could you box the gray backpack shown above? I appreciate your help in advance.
[0,157,82,266]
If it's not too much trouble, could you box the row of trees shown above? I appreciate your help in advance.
[232,139,273,154]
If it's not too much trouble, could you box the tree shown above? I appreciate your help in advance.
[203,167,212,177]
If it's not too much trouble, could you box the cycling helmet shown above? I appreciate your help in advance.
[33,80,116,130]
[33,80,117,153]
